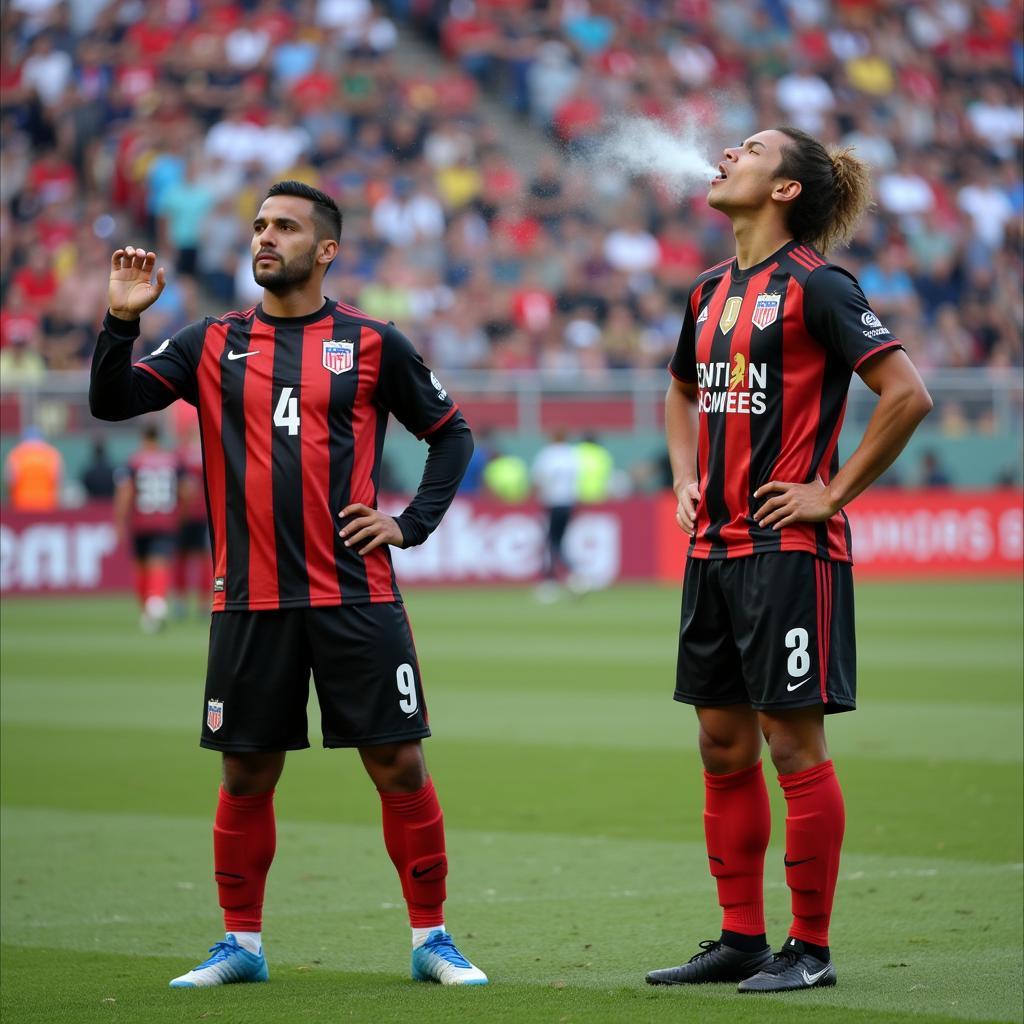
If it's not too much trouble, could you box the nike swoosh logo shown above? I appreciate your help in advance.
[227,350,260,360]
[708,855,724,865]
[411,861,444,879]
[786,675,812,692]
[801,966,831,984]
[784,855,816,867]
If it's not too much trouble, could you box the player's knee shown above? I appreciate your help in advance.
[766,732,825,776]
[698,728,758,774]
[362,742,426,792]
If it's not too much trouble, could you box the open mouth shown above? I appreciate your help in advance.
[713,164,728,181]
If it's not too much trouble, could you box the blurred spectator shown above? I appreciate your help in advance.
[0,0,1019,386]
[4,425,62,510]
[917,450,952,488]
[576,433,614,503]
[80,435,116,500]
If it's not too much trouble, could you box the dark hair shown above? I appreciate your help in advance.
[772,126,873,253]
[265,180,342,243]
[141,422,161,442]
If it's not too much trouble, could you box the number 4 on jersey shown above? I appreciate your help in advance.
[273,386,300,435]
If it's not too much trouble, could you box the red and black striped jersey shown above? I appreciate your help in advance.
[118,447,182,534]
[669,241,903,563]
[93,299,468,611]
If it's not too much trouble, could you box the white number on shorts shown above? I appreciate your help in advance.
[785,627,811,677]
[396,663,418,714]
[273,386,300,436]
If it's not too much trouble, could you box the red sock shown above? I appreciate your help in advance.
[704,762,771,936]
[147,563,170,601]
[213,787,276,933]
[378,778,446,928]
[174,554,188,598]
[134,564,148,607]
[779,759,845,947]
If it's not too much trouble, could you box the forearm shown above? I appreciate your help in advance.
[665,382,698,495]
[89,312,167,420]
[394,417,474,547]
[828,384,932,510]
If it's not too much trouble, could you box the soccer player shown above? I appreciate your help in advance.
[90,181,487,988]
[530,427,581,601]
[114,421,182,633]
[646,128,932,993]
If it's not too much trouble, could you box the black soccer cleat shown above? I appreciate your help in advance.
[645,939,773,986]
[737,937,837,993]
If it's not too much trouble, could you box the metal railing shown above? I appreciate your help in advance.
[1,368,1022,438]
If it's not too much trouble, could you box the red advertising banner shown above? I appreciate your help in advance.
[656,489,1024,580]
[2,490,1021,595]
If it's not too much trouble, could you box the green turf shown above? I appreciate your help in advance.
[2,582,1022,1023]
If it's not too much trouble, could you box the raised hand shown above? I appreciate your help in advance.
[109,246,166,320]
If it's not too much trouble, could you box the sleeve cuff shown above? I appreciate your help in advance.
[103,310,141,340]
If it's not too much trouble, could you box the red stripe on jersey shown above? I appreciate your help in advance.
[775,277,826,555]
[351,326,395,602]
[853,338,902,371]
[243,319,279,609]
[134,361,178,395]
[691,276,732,558]
[335,300,389,326]
[815,560,831,703]
[788,250,818,272]
[793,245,826,269]
[300,319,342,606]
[718,266,777,554]
[417,403,459,440]
[197,322,229,611]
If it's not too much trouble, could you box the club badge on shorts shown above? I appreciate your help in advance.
[207,699,224,732]
[751,292,781,331]
[322,339,354,375]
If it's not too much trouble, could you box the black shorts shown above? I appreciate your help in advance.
[201,603,430,751]
[675,553,856,715]
[133,531,176,560]
[178,519,208,553]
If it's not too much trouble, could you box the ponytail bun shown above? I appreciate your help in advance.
[824,147,874,252]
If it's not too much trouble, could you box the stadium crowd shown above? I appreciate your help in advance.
[1,0,1021,386]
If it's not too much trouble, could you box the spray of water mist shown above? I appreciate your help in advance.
[587,117,719,199]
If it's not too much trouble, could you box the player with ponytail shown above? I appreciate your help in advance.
[648,128,932,993]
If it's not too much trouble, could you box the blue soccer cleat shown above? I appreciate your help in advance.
[411,929,488,986]
[169,934,269,988]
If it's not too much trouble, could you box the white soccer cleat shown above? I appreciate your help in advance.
[411,929,488,985]
[169,934,269,988]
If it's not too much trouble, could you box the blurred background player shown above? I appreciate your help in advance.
[114,420,181,632]
[90,181,486,989]
[530,427,581,601]
[80,434,117,501]
[173,409,210,617]
[646,127,933,993]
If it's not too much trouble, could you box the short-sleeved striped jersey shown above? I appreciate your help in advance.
[669,241,903,563]
[123,299,462,610]
[119,448,182,534]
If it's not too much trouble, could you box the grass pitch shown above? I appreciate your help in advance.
[2,581,1021,1024]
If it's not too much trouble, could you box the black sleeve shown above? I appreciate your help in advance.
[377,324,461,438]
[89,312,205,421]
[375,324,473,547]
[803,265,904,371]
[668,284,700,383]
[392,414,474,548]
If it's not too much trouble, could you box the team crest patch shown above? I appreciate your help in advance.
[718,296,742,334]
[751,292,781,331]
[207,699,224,733]
[322,340,354,375]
